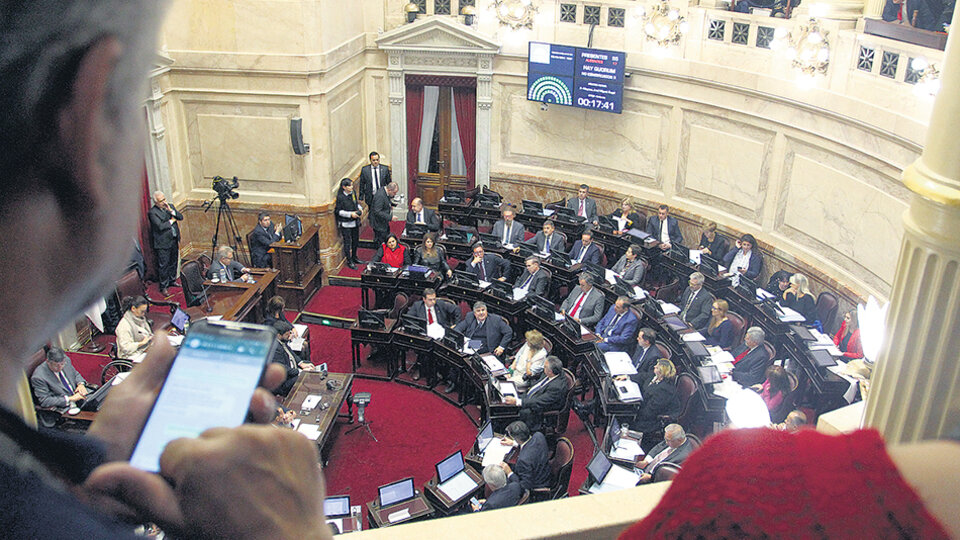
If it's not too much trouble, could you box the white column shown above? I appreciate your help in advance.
[476,54,494,188]
[387,53,408,209]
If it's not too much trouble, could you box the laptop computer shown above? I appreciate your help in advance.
[686,340,710,358]
[378,477,416,507]
[522,199,544,215]
[698,365,723,384]
[790,324,816,341]
[444,189,466,204]
[405,223,428,239]
[170,307,190,333]
[435,450,476,501]
[809,348,838,368]
[475,421,495,454]
[587,451,640,492]
[662,314,689,332]
[324,495,351,518]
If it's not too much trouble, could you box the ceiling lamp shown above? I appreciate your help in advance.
[639,1,689,49]
[777,18,830,77]
[492,0,539,30]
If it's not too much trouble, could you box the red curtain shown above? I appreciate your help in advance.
[405,85,425,198]
[453,87,477,189]
[139,168,157,281]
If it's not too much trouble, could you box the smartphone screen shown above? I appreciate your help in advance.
[129,320,276,472]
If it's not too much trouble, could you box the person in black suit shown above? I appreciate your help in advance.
[406,288,460,382]
[370,182,398,247]
[646,204,683,251]
[148,191,184,296]
[568,230,602,266]
[249,212,282,268]
[501,421,551,491]
[566,184,598,224]
[731,327,771,387]
[492,207,526,246]
[629,328,663,374]
[271,320,314,396]
[334,178,363,269]
[722,233,763,281]
[522,219,566,255]
[678,271,714,329]
[473,465,523,512]
[405,197,440,232]
[636,424,696,483]
[609,199,644,234]
[358,151,391,207]
[455,301,513,356]
[207,246,251,281]
[631,359,681,452]
[505,356,569,432]
[513,256,550,297]
[465,243,509,282]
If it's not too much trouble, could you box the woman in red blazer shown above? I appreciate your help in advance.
[833,309,863,359]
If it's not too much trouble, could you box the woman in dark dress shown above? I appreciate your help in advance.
[413,232,452,279]
[700,298,734,349]
[630,358,681,452]
[698,221,727,259]
[782,273,817,324]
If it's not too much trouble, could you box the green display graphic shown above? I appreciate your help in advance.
[527,75,573,105]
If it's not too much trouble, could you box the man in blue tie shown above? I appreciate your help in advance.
[568,231,602,266]
[513,256,550,297]
[594,296,639,353]
[30,348,89,411]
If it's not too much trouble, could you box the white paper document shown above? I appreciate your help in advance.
[611,438,644,461]
[289,324,309,351]
[688,249,702,265]
[605,269,618,286]
[478,280,491,289]
[301,395,321,410]
[167,334,184,347]
[387,508,411,523]
[711,379,744,399]
[426,324,445,340]
[681,331,706,342]
[481,439,513,467]
[554,312,565,322]
[603,352,637,376]
[494,379,517,399]
[777,305,806,323]
[438,471,477,501]
[482,354,507,376]
[659,302,680,315]
[296,423,321,441]
[756,288,775,300]
[614,379,643,402]
[513,288,528,301]
[580,324,592,337]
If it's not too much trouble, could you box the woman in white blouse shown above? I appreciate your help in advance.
[507,330,548,391]
[115,295,153,358]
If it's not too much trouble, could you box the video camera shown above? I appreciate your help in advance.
[212,175,240,201]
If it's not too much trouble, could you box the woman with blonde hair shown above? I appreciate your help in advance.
[783,273,817,323]
[609,198,644,234]
[698,221,727,257]
[507,329,548,391]
[700,298,734,349]
[631,359,681,451]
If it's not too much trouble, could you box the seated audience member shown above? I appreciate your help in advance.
[700,299,734,349]
[569,230,602,266]
[567,184,598,223]
[405,197,440,232]
[264,295,287,327]
[698,221,727,258]
[595,296,639,353]
[500,421,551,491]
[465,242,509,282]
[492,207,525,246]
[764,269,792,296]
[514,256,550,297]
[207,245,251,282]
[413,232,452,279]
[504,356,569,431]
[373,233,409,268]
[646,204,683,250]
[407,288,459,382]
[882,0,950,32]
[272,320,314,396]
[609,199,643,234]
[455,302,512,356]
[611,244,645,286]
[523,219,565,255]
[775,410,808,432]
[631,328,663,374]
[629,359,681,451]
[678,272,714,329]
[31,347,89,411]
[472,464,522,512]
[636,424,696,484]
[249,212,282,268]
[722,233,763,280]
[116,295,153,359]
[508,330,548,391]
[753,365,790,413]
[560,273,605,327]
[782,273,817,324]
[833,310,864,359]
[730,327,771,387]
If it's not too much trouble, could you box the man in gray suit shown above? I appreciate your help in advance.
[566,184,598,224]
[207,245,251,282]
[492,207,526,246]
[31,348,89,411]
[611,244,646,286]
[560,273,605,328]
[370,182,399,246]
[678,271,714,329]
[637,424,696,484]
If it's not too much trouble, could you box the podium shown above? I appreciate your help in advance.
[270,223,323,311]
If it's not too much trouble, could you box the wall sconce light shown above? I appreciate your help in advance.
[492,0,539,30]
[639,1,689,49]
[774,18,830,78]
[462,5,477,26]
[911,57,941,96]
[405,2,419,24]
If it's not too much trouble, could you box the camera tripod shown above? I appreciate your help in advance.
[203,196,249,267]
[345,395,377,442]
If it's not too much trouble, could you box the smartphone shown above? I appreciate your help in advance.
[129,319,277,472]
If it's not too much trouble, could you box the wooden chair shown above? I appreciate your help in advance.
[180,260,206,308]
[655,343,673,361]
[726,311,747,350]
[770,371,800,424]
[530,437,574,502]
[653,276,681,303]
[517,489,531,506]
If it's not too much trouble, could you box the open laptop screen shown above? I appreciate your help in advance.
[587,451,613,484]
[436,451,465,484]
[476,421,494,453]
[323,495,351,518]
[378,477,415,507]
[170,308,190,333]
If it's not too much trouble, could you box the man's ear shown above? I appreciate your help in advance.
[55,37,123,209]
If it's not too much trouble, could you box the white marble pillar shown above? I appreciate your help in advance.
[387,53,409,214]
[863,12,960,443]
[476,54,494,188]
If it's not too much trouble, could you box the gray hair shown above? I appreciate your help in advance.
[473,301,487,311]
[664,424,686,443]
[217,246,234,260]
[482,465,507,490]
[746,326,765,346]
[689,272,705,285]
[386,182,399,193]
[545,355,563,376]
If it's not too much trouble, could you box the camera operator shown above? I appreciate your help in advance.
[148,191,184,297]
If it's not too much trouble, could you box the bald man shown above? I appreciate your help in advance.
[405,197,440,232]
[148,190,184,296]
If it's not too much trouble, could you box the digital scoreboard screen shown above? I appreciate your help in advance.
[527,42,625,114]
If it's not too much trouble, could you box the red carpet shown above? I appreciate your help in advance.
[303,286,362,319]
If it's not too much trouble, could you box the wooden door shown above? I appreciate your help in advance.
[416,87,468,207]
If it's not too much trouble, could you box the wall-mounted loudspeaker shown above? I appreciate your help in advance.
[290,117,310,155]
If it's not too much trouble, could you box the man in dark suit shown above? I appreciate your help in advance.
[560,273,605,328]
[501,421,551,490]
[731,326,771,386]
[405,197,440,232]
[358,151,391,207]
[678,271,714,329]
[370,182,398,247]
[406,288,459,382]
[148,190,184,296]
[631,328,663,374]
[465,243,509,282]
[31,347,89,411]
[505,356,569,432]
[595,297,639,353]
[335,178,363,268]
[455,301,513,357]
[514,256,550,297]
[646,204,683,251]
[569,230,602,266]
[272,320,314,396]
[566,184,598,223]
[522,219,566,255]
[473,465,523,512]
[492,207,526,246]
[207,246,250,281]
[636,424,696,483]
[249,212,282,268]
[722,233,763,280]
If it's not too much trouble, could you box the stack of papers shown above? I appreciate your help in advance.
[611,438,644,461]
[481,439,513,466]
[482,354,506,376]
[603,352,638,376]
[681,331,705,342]
[660,302,680,315]
[614,379,643,402]
[711,379,743,399]
[777,305,806,323]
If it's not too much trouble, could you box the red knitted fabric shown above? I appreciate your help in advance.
[620,428,950,539]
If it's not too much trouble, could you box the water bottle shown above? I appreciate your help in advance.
[620,423,629,441]
[219,267,228,283]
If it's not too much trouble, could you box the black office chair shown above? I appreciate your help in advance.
[651,462,682,483]
[531,437,574,502]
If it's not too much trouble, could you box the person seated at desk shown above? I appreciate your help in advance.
[627,359,681,452]
[700,298,734,349]
[678,271,714,329]
[504,356,568,432]
[595,296,639,353]
[730,326,771,387]
[609,199,643,235]
[464,242,508,282]
[631,328,663,374]
[116,295,153,359]
[560,273,605,328]
[499,421,551,491]
[507,330,548,391]
[646,204,683,251]
[782,273,817,324]
[635,424,696,484]
[522,219,565,255]
[833,310,863,359]
[373,233,409,268]
[752,365,789,413]
[455,301,513,357]
[405,197,440,232]
[492,207,525,246]
[566,184,598,224]
[472,464,522,512]
[249,212,282,268]
[698,221,727,259]
[31,347,89,412]
[208,245,251,282]
[272,320,314,396]
[882,0,951,32]
[264,295,287,327]
[514,256,550,297]
[569,230,602,266]
[413,232,452,279]
[765,270,792,297]
[722,233,763,280]
[407,288,460,382]
[611,244,646,286]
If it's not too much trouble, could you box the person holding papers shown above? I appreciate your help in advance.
[455,301,513,359]
[272,320,314,396]
[507,330,548,391]
[595,297,639,353]
[472,465,522,512]
[561,273,605,328]
[569,231,602,266]
[492,207,526,246]
[413,233,452,279]
[504,357,568,431]
[522,219,565,255]
[609,199,644,235]
[646,204,683,251]
[611,244,646,286]
[514,256,550,297]
[407,288,460,382]
[566,184,599,223]
[722,233,763,280]
[500,421,551,491]
[631,359,681,452]
[465,243,509,282]
[700,299,734,349]
[635,424,695,484]
[629,328,663,374]
[405,197,440,232]
[782,273,817,324]
[730,327,771,387]
[115,296,153,359]
[678,272,714,329]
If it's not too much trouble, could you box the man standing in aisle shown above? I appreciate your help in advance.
[148,191,183,296]
[371,182,399,247]
[359,151,391,208]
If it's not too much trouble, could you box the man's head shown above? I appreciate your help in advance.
[45,347,69,373]
[153,191,168,207]
[638,327,656,348]
[614,296,630,314]
[217,245,235,263]
[482,464,508,491]
[577,184,589,200]
[502,208,515,223]
[542,220,555,235]
[423,288,437,307]
[657,204,669,221]
[505,421,531,444]
[524,256,540,273]
[340,177,353,193]
[273,320,295,342]
[783,410,807,432]
[411,198,423,213]
[740,234,756,253]
[578,273,594,291]
[258,212,271,228]
[369,151,380,167]
[745,326,765,348]
[472,243,485,259]
[473,301,488,322]
[664,424,687,448]
[386,182,399,197]
[544,355,562,378]
[580,231,593,246]
[688,272,705,291]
